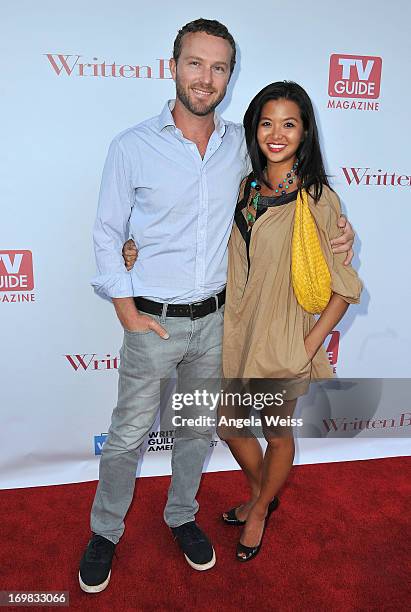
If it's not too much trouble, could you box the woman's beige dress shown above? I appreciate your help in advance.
[222,178,362,400]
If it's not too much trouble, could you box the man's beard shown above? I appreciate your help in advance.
[175,74,226,117]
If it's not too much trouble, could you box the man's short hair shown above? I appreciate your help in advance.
[173,18,236,75]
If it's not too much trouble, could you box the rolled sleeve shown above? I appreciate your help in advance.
[91,137,135,299]
[326,190,363,304]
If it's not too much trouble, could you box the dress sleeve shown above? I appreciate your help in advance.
[322,188,363,304]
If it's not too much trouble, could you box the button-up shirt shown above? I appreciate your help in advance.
[91,99,249,303]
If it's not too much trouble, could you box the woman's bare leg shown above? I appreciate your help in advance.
[238,399,297,553]
[222,436,264,521]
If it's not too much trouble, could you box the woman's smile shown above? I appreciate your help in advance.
[265,143,287,153]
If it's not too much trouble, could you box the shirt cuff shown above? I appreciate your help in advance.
[91,272,133,299]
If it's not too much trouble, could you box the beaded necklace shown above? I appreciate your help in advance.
[246,160,299,227]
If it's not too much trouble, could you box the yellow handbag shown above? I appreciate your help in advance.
[291,189,331,314]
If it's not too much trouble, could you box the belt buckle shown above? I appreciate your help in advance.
[190,301,204,320]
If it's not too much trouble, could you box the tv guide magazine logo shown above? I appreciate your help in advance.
[328,54,382,111]
[0,250,35,303]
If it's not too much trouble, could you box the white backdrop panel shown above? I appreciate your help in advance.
[1,0,410,489]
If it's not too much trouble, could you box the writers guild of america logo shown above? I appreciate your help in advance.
[94,431,176,455]
[94,431,218,455]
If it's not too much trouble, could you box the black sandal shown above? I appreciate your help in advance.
[236,530,265,562]
[236,509,273,562]
[222,506,246,526]
[222,496,279,526]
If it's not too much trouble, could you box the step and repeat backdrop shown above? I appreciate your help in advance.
[1,0,410,488]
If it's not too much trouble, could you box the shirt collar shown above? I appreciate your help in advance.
[157,100,176,131]
[157,99,227,138]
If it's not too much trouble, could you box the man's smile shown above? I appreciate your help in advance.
[192,87,214,97]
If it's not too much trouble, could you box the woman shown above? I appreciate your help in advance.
[219,81,362,561]
[121,81,361,562]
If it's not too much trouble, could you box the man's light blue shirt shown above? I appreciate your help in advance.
[91,100,249,303]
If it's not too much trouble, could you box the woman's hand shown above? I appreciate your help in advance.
[122,239,138,270]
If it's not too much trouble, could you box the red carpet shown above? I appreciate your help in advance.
[1,457,410,611]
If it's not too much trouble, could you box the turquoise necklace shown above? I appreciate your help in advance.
[247,160,299,227]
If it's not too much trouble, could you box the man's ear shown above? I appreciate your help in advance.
[169,58,176,82]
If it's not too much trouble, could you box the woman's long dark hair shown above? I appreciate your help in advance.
[243,81,330,201]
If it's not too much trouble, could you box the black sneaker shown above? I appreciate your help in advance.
[171,521,216,571]
[78,534,116,593]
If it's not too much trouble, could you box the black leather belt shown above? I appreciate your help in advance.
[134,288,225,320]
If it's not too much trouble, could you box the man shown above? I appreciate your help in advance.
[79,18,354,593]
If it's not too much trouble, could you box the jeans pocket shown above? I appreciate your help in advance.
[124,313,160,335]
[124,327,154,335]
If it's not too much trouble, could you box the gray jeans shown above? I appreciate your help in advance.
[90,301,224,544]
